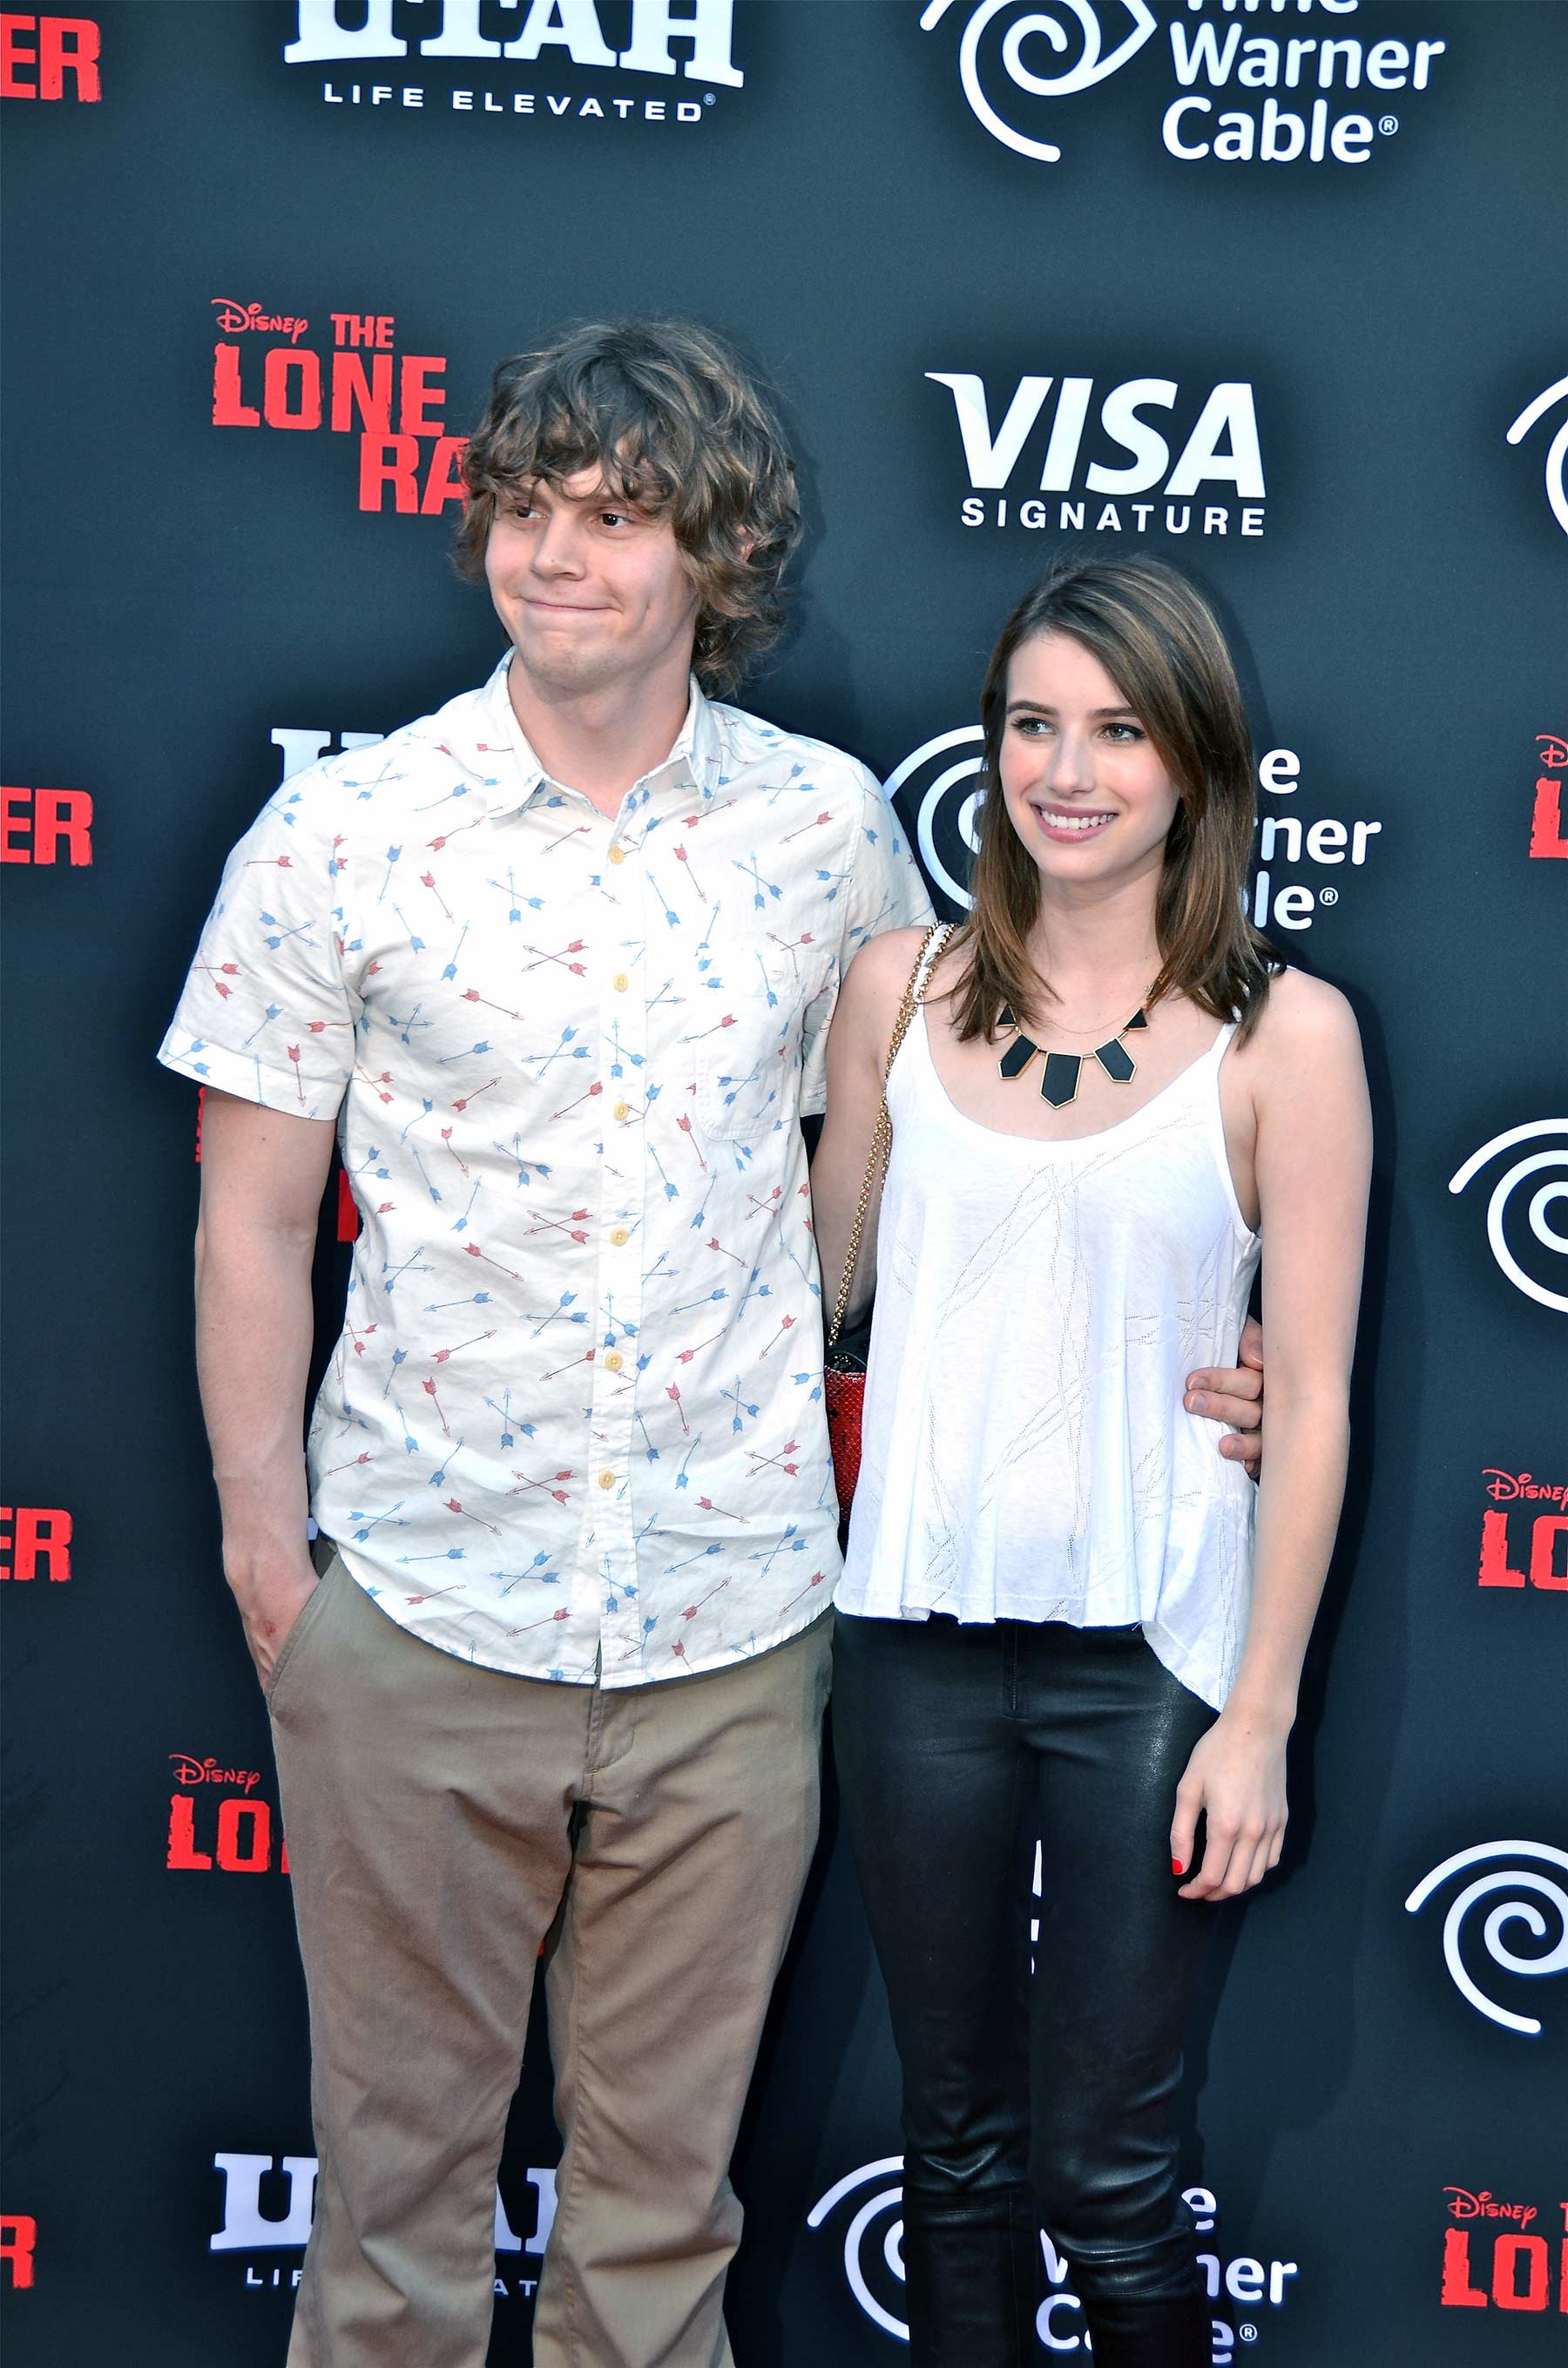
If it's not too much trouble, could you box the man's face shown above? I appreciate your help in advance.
[484,468,701,701]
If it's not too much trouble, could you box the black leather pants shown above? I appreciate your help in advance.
[832,1611,1219,2368]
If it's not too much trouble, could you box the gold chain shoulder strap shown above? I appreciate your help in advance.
[827,921,952,1351]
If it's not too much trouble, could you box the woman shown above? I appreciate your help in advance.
[812,555,1370,2366]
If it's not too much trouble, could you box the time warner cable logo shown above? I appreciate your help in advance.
[1507,375,1568,538]
[922,0,1447,169]
[918,0,1158,162]
[1406,1842,1568,2037]
[808,2160,1295,2359]
[1448,1121,1568,1316]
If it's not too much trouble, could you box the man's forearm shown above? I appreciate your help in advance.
[195,1218,319,1585]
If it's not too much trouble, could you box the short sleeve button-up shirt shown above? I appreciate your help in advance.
[159,656,932,1685]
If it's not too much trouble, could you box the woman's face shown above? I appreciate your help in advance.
[997,631,1181,892]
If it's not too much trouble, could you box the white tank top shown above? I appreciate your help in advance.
[836,995,1262,1711]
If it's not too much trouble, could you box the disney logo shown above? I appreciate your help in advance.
[169,1754,261,1792]
[1444,2188,1538,2229]
[1538,734,1568,773]
[211,299,310,343]
[1484,1471,1568,1509]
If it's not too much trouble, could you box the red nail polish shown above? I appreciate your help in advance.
[1172,1858,1185,1877]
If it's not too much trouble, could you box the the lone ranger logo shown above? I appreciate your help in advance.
[934,369,1267,539]
[922,0,1448,170]
[1478,1469,1568,1599]
[282,0,742,127]
[1441,2188,1568,2317]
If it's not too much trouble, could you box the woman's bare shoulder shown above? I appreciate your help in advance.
[842,922,948,1010]
[850,923,931,978]
[1249,964,1362,1052]
[835,924,963,1064]
[1239,968,1367,1127]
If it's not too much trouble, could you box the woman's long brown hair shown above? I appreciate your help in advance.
[950,554,1276,1045]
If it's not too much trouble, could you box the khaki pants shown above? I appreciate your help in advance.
[268,1549,831,2368]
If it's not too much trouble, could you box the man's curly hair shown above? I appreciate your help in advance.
[456,316,802,699]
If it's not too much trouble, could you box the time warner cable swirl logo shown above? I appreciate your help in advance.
[809,2160,1294,2357]
[922,1,1448,170]
[918,0,1157,162]
[807,2156,910,2338]
[1448,1120,1568,1315]
[1405,1842,1568,2038]
[885,727,987,912]
[1506,375,1568,538]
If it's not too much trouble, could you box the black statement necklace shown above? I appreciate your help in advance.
[996,1005,1149,1108]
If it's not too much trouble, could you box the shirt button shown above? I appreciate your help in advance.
[598,1470,615,1491]
[612,1099,631,1121]
[612,972,630,993]
[610,1226,630,1247]
[608,844,626,865]
[604,1350,625,1372]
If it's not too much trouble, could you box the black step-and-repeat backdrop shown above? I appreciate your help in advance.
[3,3,1565,2361]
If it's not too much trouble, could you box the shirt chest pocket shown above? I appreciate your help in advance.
[688,932,821,1144]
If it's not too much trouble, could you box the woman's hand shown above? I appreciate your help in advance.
[1170,1705,1289,1901]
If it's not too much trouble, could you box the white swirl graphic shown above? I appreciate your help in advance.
[1448,1120,1568,1315]
[920,0,1158,163]
[1506,373,1568,538]
[1405,1841,1568,2036]
[807,2156,909,2341]
[883,726,986,910]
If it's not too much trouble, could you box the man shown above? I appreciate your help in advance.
[160,315,1262,2366]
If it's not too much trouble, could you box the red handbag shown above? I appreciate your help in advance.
[823,924,950,1524]
[823,1314,874,1525]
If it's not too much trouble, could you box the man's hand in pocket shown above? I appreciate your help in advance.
[229,1557,321,1691]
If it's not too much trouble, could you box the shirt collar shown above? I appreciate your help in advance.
[470,652,723,821]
